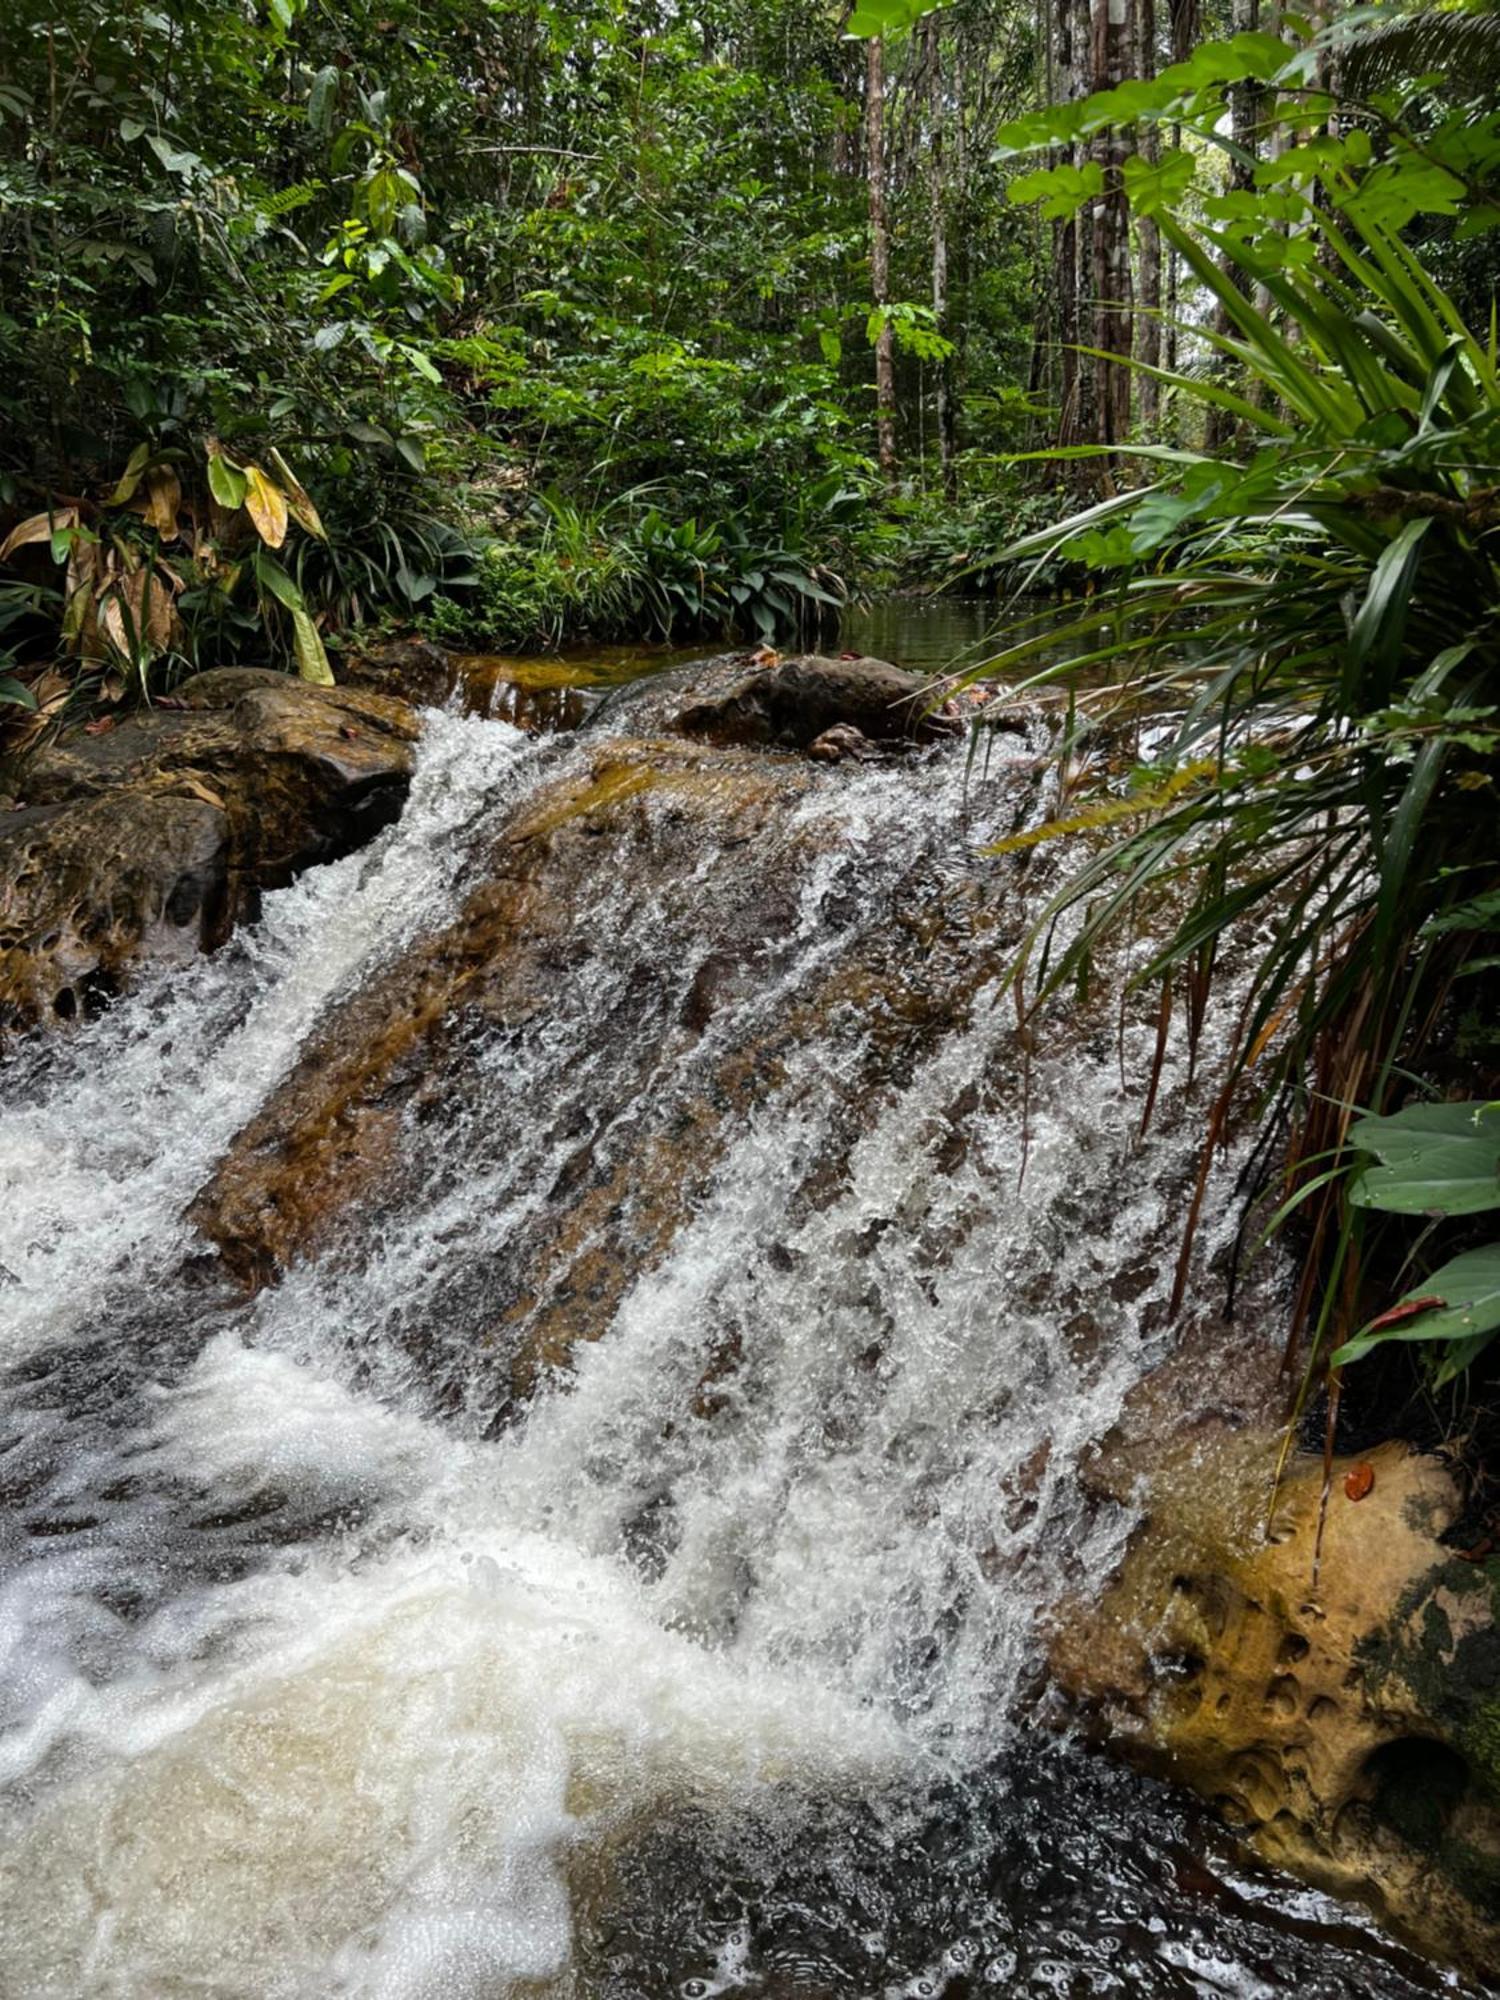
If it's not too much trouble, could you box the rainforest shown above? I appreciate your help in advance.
[1,2,1499,1995]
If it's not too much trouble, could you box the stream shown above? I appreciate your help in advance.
[0,606,1483,1998]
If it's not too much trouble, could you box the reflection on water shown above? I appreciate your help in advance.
[838,596,1013,680]
[452,599,1023,727]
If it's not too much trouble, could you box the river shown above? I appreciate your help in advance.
[0,610,1483,1997]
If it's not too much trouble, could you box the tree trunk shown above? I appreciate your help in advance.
[866,35,898,484]
[1133,0,1161,429]
[1090,0,1134,453]
[1205,0,1259,444]
[1055,0,1082,447]
[925,16,957,497]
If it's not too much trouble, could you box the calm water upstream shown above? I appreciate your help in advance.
[0,603,1487,1998]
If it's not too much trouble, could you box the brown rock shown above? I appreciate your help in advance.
[0,669,418,1037]
[675,654,962,751]
[1050,1431,1500,1976]
[341,635,459,709]
[188,730,1026,1402]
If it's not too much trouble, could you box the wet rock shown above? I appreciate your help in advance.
[675,654,962,751]
[0,669,418,1037]
[808,723,880,764]
[188,722,1020,1401]
[1050,1431,1500,1976]
[342,635,459,708]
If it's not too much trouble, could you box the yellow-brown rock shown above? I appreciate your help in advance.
[1052,1431,1500,1975]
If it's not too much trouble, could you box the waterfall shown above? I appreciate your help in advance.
[0,699,1445,1999]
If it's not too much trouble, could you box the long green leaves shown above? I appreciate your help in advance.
[980,92,1500,1389]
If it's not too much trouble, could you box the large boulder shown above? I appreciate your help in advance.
[187,722,1025,1402]
[1050,1425,1500,1976]
[0,669,418,1037]
[669,653,964,751]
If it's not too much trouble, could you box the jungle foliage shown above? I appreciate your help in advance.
[904,4,1500,1410]
[0,0,1051,715]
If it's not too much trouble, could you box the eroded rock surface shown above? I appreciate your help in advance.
[1051,1430,1500,1976]
[0,668,417,1035]
[188,724,1027,1413]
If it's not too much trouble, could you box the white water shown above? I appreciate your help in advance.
[0,702,1255,1997]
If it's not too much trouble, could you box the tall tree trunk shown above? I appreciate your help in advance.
[925,16,957,497]
[1090,0,1134,454]
[1054,0,1081,447]
[1205,0,1259,444]
[1164,0,1197,386]
[1133,0,1161,430]
[866,35,898,484]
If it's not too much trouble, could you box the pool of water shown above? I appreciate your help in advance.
[451,598,1020,724]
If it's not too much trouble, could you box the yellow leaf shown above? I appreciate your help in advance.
[267,448,326,540]
[0,507,77,561]
[145,466,183,541]
[243,463,289,548]
[290,605,335,685]
[176,775,227,810]
[109,443,153,505]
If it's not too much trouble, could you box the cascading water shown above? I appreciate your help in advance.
[0,688,1470,1998]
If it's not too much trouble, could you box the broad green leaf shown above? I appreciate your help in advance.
[1348,1101,1500,1216]
[146,133,201,177]
[1333,1244,1500,1376]
[207,452,248,511]
[254,550,304,611]
[1122,149,1196,217]
[307,65,338,134]
[109,443,153,506]
[1008,161,1104,222]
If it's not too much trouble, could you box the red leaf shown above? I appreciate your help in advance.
[1344,1462,1375,1503]
[1365,1293,1446,1334]
[83,716,117,736]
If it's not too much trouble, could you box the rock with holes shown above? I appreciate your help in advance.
[0,668,418,1037]
[1050,1431,1500,1977]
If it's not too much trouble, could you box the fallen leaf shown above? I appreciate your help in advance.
[1365,1293,1447,1333]
[83,716,117,737]
[176,776,227,810]
[1344,1462,1375,1502]
[0,507,78,561]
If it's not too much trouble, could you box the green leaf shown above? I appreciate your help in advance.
[1008,161,1105,222]
[0,675,37,709]
[1422,889,1500,938]
[1121,149,1196,217]
[146,133,201,177]
[207,453,248,511]
[1332,1244,1500,1377]
[290,606,335,685]
[307,65,339,134]
[254,550,305,612]
[1347,1101,1500,1217]
[109,442,153,506]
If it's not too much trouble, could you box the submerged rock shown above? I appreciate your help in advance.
[0,669,417,1036]
[1051,1429,1500,1977]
